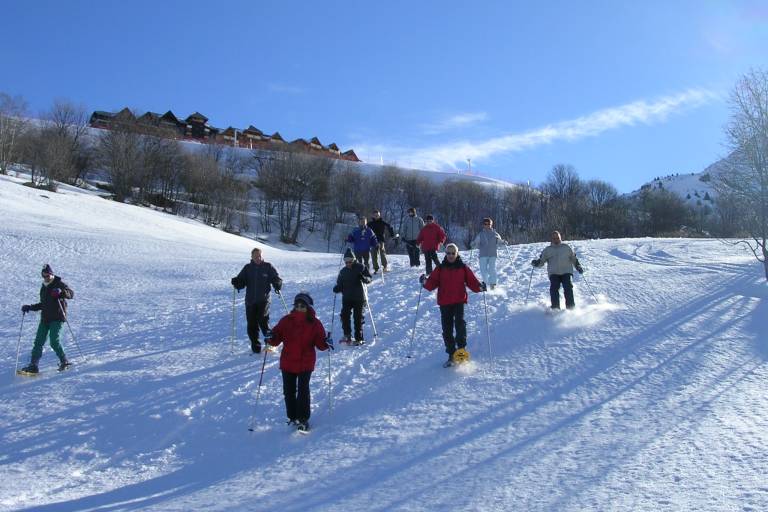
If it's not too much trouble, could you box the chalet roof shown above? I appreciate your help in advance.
[244,125,263,135]
[186,112,209,123]
[309,136,323,147]
[270,132,285,142]
[161,111,181,124]
[115,107,135,120]
[290,138,309,146]
[92,111,113,117]
[221,126,237,136]
[342,149,360,161]
[328,143,340,151]
[138,112,160,123]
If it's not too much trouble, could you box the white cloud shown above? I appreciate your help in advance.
[356,88,720,170]
[421,112,489,134]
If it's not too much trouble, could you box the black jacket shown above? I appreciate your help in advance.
[233,261,282,305]
[335,262,372,302]
[368,218,395,242]
[30,276,74,323]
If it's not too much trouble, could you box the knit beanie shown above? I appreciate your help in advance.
[343,248,355,262]
[294,292,314,307]
[41,264,53,276]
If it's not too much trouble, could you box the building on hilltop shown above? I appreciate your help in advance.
[88,107,361,162]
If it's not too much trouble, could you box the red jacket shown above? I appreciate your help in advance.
[416,222,447,252]
[268,310,329,373]
[423,257,482,306]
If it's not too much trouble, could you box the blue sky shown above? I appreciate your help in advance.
[1,1,766,191]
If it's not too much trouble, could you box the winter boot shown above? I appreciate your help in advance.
[20,362,39,374]
[58,359,72,372]
[296,420,310,433]
[351,338,365,346]
[340,335,352,344]
[251,341,262,354]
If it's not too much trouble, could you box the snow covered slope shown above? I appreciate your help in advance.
[1,175,766,511]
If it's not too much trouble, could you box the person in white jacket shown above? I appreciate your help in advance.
[531,231,583,309]
[471,217,505,290]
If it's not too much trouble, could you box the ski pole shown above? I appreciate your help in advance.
[407,285,423,358]
[580,272,600,303]
[277,291,289,314]
[329,292,337,336]
[327,334,333,414]
[230,288,237,354]
[525,266,535,304]
[14,312,26,374]
[482,289,493,364]
[58,299,86,362]
[248,349,269,431]
[361,283,378,339]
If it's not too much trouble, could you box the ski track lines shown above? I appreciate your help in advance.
[1,176,766,511]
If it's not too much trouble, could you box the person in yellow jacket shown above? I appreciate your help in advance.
[531,231,583,310]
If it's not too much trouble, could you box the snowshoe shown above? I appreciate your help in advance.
[452,348,470,365]
[442,357,454,368]
[17,363,40,376]
[296,421,310,434]
[58,359,72,372]
[339,336,353,345]
[350,338,365,346]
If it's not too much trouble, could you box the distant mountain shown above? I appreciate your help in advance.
[635,155,731,208]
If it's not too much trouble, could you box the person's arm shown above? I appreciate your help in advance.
[465,266,482,293]
[58,281,74,300]
[423,267,441,291]
[267,320,284,347]
[232,265,247,289]
[314,321,330,351]
[270,265,283,292]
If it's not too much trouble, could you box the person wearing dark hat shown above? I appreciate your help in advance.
[19,264,74,374]
[416,214,447,275]
[333,248,372,345]
[346,216,378,273]
[266,292,331,433]
[231,248,283,353]
[368,209,398,273]
[401,207,424,267]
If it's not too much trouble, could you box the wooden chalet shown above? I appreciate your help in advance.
[88,107,362,161]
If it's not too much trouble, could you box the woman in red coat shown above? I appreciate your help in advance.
[421,244,484,367]
[267,292,330,432]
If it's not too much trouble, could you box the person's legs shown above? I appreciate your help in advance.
[454,304,467,349]
[30,321,50,364]
[371,246,381,272]
[296,371,312,422]
[479,256,490,284]
[46,321,66,361]
[549,275,563,309]
[380,245,388,270]
[353,301,364,341]
[245,303,262,352]
[562,274,575,309]
[255,301,271,336]
[340,300,353,339]
[281,371,299,421]
[440,305,457,355]
[488,256,498,286]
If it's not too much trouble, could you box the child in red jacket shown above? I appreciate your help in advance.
[421,244,485,367]
[267,292,331,432]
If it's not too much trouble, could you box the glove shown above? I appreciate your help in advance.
[575,263,584,274]
[325,334,335,350]
[531,259,540,267]
[361,276,372,284]
[264,330,274,344]
[231,277,240,288]
[419,274,427,285]
[50,288,62,299]
[333,285,341,294]
[480,282,487,292]
[394,233,400,239]
[273,282,282,293]
[21,305,31,313]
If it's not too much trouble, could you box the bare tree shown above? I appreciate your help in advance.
[0,92,29,174]
[42,99,91,185]
[715,69,768,280]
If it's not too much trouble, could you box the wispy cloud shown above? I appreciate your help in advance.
[421,112,488,135]
[356,88,720,170]
[267,83,306,95]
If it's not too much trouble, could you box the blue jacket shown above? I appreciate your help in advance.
[347,226,378,253]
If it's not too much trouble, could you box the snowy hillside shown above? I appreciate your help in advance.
[639,155,731,209]
[1,174,767,511]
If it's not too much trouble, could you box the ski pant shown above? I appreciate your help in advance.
[439,303,467,355]
[341,298,365,341]
[371,244,388,272]
[405,240,421,266]
[479,256,498,286]
[31,320,65,363]
[246,301,270,351]
[549,273,575,309]
[354,250,371,272]
[282,370,312,422]
[424,250,440,275]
